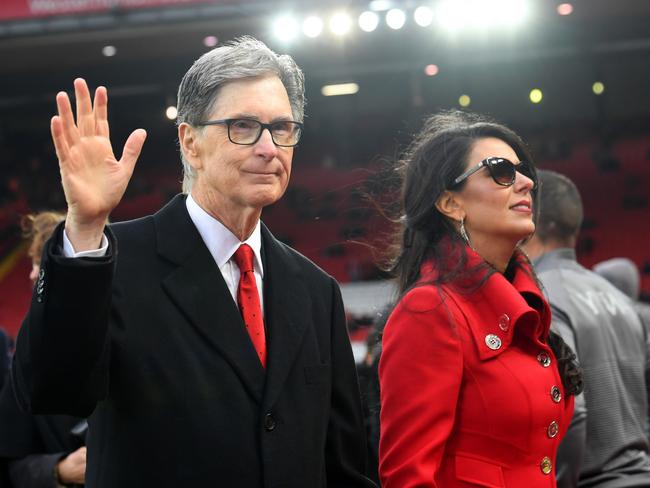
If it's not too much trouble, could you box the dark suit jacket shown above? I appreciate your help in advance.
[0,381,85,488]
[12,194,373,488]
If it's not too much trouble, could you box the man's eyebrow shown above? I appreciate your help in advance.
[228,113,296,123]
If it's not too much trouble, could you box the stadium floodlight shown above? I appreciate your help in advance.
[386,8,406,29]
[436,0,466,31]
[499,0,529,26]
[321,83,360,96]
[329,11,352,36]
[592,81,605,95]
[165,106,178,120]
[359,11,380,32]
[203,36,218,47]
[529,88,543,103]
[272,15,299,42]
[369,0,392,11]
[102,45,117,57]
[424,64,439,76]
[414,6,434,27]
[303,16,324,38]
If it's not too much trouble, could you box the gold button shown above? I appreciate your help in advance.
[498,314,510,331]
[547,421,559,438]
[537,352,551,367]
[540,456,552,475]
[485,334,502,350]
[551,386,562,403]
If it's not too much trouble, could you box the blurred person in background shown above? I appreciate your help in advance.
[11,37,374,488]
[0,328,8,391]
[379,110,582,487]
[524,170,650,487]
[0,211,86,488]
[593,257,650,329]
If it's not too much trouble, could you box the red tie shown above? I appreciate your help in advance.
[233,244,266,368]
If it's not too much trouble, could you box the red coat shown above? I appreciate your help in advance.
[379,249,574,487]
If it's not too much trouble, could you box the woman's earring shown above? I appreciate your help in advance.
[460,217,472,247]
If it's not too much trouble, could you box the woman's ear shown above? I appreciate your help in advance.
[178,123,203,171]
[435,190,464,222]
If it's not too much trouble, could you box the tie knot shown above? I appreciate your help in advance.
[233,244,255,273]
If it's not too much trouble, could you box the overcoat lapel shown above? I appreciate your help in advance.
[154,195,265,402]
[260,224,312,409]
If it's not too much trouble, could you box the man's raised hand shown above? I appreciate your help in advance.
[51,78,146,251]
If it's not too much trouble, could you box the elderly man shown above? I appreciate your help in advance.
[12,37,374,488]
[524,170,650,487]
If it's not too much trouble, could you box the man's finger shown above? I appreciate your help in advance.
[94,86,110,138]
[50,115,71,165]
[74,78,95,137]
[119,129,147,175]
[56,91,80,147]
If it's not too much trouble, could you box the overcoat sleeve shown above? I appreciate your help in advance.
[378,286,463,488]
[11,223,115,417]
[324,278,377,487]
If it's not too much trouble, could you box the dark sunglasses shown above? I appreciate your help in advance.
[451,157,538,189]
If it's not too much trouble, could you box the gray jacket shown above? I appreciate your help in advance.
[535,249,650,487]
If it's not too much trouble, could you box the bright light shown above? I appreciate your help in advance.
[459,94,471,107]
[500,0,529,25]
[165,106,178,120]
[592,81,605,95]
[359,11,380,32]
[369,0,392,11]
[386,8,406,29]
[467,0,529,27]
[529,88,543,103]
[436,0,466,31]
[303,16,324,38]
[321,83,359,96]
[273,15,299,42]
[329,12,352,36]
[424,64,439,76]
[102,45,117,57]
[414,6,434,27]
[557,3,573,15]
[203,36,218,47]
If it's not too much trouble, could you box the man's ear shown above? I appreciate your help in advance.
[178,123,202,170]
[435,190,464,222]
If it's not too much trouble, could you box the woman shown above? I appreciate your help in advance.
[379,111,582,487]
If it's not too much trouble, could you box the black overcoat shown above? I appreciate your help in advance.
[12,194,373,488]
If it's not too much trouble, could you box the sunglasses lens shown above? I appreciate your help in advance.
[517,162,538,188]
[488,158,516,186]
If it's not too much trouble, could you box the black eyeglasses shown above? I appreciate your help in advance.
[451,157,538,189]
[195,118,303,147]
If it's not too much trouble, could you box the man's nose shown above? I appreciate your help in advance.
[254,128,279,159]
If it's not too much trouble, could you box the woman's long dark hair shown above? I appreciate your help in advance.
[386,110,582,396]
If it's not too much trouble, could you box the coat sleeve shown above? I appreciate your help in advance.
[324,278,377,488]
[11,223,115,417]
[8,453,67,488]
[551,306,586,488]
[378,287,463,488]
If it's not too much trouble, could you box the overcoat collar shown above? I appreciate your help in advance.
[420,241,550,361]
[154,194,310,407]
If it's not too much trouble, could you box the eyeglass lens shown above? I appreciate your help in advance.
[229,119,301,146]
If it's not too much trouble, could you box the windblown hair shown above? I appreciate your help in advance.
[386,110,582,396]
[21,211,65,264]
[176,36,305,193]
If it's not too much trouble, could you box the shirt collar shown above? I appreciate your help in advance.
[186,193,264,277]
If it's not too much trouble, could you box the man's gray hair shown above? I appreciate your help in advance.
[176,36,305,193]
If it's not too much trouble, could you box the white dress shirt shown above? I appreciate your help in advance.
[63,193,265,314]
